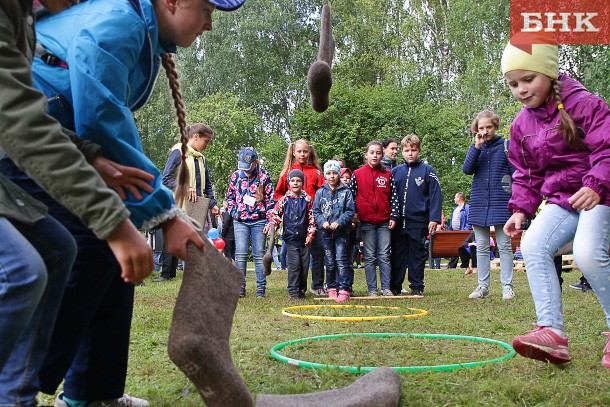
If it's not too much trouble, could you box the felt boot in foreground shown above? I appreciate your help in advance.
[307,4,335,112]
[255,367,401,407]
[168,240,254,407]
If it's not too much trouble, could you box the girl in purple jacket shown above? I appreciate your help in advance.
[501,37,610,368]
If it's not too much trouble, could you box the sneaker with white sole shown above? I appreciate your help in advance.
[468,285,489,299]
[512,325,571,364]
[502,286,515,300]
[55,392,150,407]
[309,287,328,296]
[381,289,394,296]
[368,291,378,297]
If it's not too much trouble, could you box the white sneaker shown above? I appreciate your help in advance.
[502,286,515,300]
[55,392,150,407]
[368,291,378,297]
[382,289,394,296]
[468,285,489,299]
[400,287,408,294]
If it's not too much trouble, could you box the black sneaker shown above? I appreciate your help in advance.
[410,288,424,296]
[298,290,307,299]
[239,284,246,298]
[582,282,593,293]
[256,288,266,298]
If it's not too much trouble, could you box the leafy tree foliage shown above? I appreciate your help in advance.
[136,0,610,210]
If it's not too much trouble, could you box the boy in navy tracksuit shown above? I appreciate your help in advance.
[271,169,316,299]
[390,135,442,296]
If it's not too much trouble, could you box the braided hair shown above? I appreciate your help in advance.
[161,53,189,207]
[552,79,584,150]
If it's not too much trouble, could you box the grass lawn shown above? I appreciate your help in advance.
[39,264,610,406]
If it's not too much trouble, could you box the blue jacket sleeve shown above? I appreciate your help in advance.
[312,190,325,227]
[462,145,481,175]
[337,189,355,229]
[162,149,181,191]
[65,17,174,229]
[428,167,443,223]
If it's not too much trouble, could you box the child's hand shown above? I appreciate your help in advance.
[106,219,154,284]
[388,220,396,230]
[428,221,438,235]
[91,155,154,200]
[162,216,205,260]
[568,187,600,211]
[503,212,527,237]
[188,188,198,202]
[323,222,330,230]
[330,221,340,230]
[305,236,313,246]
[474,132,485,149]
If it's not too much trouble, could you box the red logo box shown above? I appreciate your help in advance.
[510,0,609,50]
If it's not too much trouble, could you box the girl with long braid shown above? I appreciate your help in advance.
[501,37,610,367]
[0,0,245,405]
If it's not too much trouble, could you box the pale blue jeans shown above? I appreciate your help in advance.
[234,220,266,291]
[472,224,514,289]
[520,204,610,332]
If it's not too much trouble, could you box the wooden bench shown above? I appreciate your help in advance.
[429,230,581,272]
[429,230,522,260]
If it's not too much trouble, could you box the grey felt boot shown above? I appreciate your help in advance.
[307,4,335,112]
[256,367,402,407]
[167,216,254,406]
[263,223,276,276]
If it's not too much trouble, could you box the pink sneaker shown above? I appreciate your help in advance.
[328,288,338,300]
[602,332,610,369]
[513,325,571,364]
[335,290,351,303]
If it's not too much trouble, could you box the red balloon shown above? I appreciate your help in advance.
[213,238,225,250]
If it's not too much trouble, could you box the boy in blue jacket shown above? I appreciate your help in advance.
[313,161,355,302]
[390,135,442,296]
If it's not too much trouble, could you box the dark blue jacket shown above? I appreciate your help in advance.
[272,191,316,246]
[390,160,442,228]
[313,184,355,235]
[462,136,514,226]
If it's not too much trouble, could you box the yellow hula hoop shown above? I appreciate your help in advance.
[281,304,428,322]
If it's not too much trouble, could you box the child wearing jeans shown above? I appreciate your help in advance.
[226,147,276,298]
[349,141,396,297]
[501,35,610,367]
[271,169,316,300]
[313,161,355,303]
[390,135,442,296]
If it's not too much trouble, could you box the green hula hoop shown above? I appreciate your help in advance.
[270,333,515,372]
[281,304,428,322]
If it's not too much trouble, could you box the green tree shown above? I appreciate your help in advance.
[187,92,265,201]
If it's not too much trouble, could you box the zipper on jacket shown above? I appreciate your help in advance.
[402,166,411,229]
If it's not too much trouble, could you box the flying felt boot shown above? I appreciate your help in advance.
[307,4,335,112]
[256,367,402,407]
[168,203,254,406]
